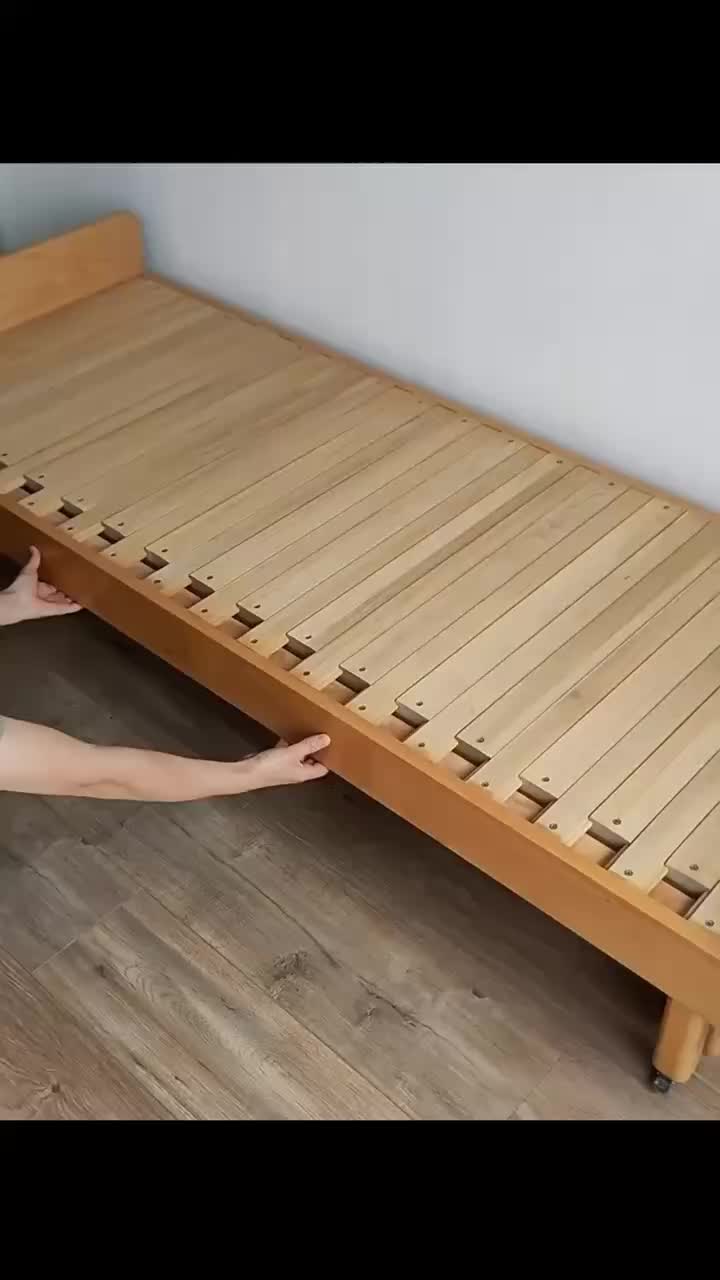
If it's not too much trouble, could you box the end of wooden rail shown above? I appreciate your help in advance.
[0,212,144,334]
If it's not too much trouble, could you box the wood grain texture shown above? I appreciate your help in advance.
[2,501,720,1034]
[0,213,143,334]
[0,943,170,1120]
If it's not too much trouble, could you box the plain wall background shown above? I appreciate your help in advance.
[1,162,718,509]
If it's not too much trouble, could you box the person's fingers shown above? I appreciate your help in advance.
[19,545,41,579]
[37,580,69,599]
[291,734,330,759]
[37,600,83,616]
[300,760,329,780]
[41,589,79,606]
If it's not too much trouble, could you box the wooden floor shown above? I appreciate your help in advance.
[1,604,719,1120]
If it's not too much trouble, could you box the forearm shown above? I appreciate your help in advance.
[0,716,253,802]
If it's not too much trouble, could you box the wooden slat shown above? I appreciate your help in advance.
[18,330,313,503]
[138,390,435,586]
[189,412,503,618]
[1,296,212,428]
[1,311,241,467]
[463,520,720,774]
[609,750,720,890]
[48,355,347,513]
[400,496,680,730]
[61,375,386,546]
[0,212,143,335]
[349,488,656,728]
[468,540,717,798]
[534,643,720,846]
[294,467,621,689]
[530,589,720,805]
[0,276,159,369]
[403,509,704,763]
[0,279,183,398]
[239,451,565,659]
[99,381,410,553]
[189,411,497,592]
[235,432,528,625]
[667,803,720,891]
[591,685,720,843]
[282,458,589,684]
[332,462,588,684]
[118,397,443,593]
[688,887,720,936]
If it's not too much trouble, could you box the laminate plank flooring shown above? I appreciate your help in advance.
[1,600,718,1120]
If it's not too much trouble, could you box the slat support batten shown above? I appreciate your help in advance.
[2,499,720,1030]
[0,213,144,334]
[652,998,709,1084]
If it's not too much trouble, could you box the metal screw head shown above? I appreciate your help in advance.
[690,863,700,872]
[624,869,634,877]
[706,920,716,928]
[549,822,558,831]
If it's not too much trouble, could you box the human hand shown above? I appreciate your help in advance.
[0,546,82,625]
[241,734,331,790]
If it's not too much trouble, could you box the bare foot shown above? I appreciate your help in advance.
[242,735,330,790]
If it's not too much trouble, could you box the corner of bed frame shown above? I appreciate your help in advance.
[0,211,144,335]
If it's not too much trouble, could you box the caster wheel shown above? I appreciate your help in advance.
[650,1069,673,1094]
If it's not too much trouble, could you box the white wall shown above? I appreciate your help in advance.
[1,163,718,509]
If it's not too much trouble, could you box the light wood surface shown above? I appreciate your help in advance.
[0,213,143,335]
[3,215,720,1092]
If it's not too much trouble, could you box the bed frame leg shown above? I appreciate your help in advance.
[650,998,709,1093]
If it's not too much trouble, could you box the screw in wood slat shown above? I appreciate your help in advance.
[707,920,716,928]
[549,823,558,830]
[690,863,700,871]
[624,869,633,876]
[613,818,622,825]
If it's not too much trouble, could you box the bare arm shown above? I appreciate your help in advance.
[0,716,330,802]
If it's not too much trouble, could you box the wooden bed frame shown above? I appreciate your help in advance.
[2,212,719,1094]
